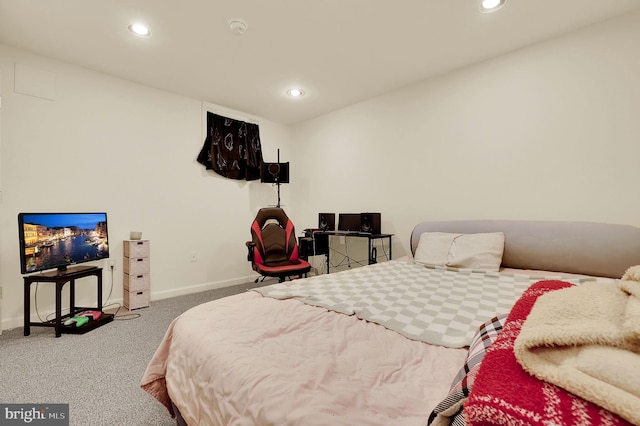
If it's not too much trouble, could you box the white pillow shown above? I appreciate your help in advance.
[414,232,505,271]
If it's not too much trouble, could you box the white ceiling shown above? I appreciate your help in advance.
[1,0,639,125]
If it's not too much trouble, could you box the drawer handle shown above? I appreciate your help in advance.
[136,242,144,245]
[137,258,144,262]
[137,275,144,278]
[136,292,143,295]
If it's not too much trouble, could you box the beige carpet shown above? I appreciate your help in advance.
[0,279,275,426]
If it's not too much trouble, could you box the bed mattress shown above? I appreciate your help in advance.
[142,290,467,425]
[141,259,611,425]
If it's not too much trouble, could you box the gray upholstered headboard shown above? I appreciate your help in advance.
[410,220,640,279]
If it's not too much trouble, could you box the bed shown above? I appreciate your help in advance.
[141,220,640,425]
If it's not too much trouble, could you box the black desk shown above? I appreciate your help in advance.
[23,266,113,337]
[308,231,393,273]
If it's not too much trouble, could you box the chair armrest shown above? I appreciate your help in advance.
[246,241,256,262]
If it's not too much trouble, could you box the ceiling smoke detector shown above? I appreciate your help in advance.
[229,19,248,35]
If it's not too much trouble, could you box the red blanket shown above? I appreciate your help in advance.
[464,280,631,426]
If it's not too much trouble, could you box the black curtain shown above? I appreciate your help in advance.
[197,112,263,180]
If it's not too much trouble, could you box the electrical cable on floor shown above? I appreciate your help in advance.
[329,249,349,268]
[104,302,141,320]
[329,246,367,270]
[330,233,369,269]
[103,266,144,320]
[344,238,352,269]
[44,305,72,323]
[30,263,142,326]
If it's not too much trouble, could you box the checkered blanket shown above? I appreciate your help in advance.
[255,260,595,348]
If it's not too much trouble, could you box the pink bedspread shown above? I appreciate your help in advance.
[141,291,466,426]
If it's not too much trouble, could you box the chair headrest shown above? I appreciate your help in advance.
[254,208,290,229]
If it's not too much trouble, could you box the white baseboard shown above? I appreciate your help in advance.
[149,275,262,301]
[1,274,262,332]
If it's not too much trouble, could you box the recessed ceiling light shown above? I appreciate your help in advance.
[128,23,151,37]
[480,0,507,13]
[287,88,305,97]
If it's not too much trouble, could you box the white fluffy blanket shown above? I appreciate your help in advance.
[514,279,640,424]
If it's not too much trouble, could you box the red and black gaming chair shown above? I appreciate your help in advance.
[246,207,311,283]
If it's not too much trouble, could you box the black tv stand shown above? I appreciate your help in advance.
[55,265,97,275]
[23,266,114,337]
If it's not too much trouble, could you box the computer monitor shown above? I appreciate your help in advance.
[338,213,361,232]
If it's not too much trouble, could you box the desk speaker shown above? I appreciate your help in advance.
[318,213,335,231]
[360,212,381,234]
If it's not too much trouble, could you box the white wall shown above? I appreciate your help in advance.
[0,44,292,330]
[290,10,640,259]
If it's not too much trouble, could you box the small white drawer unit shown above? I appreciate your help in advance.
[123,240,150,310]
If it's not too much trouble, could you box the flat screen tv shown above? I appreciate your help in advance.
[18,212,109,274]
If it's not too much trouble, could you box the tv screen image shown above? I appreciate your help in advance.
[18,212,109,274]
